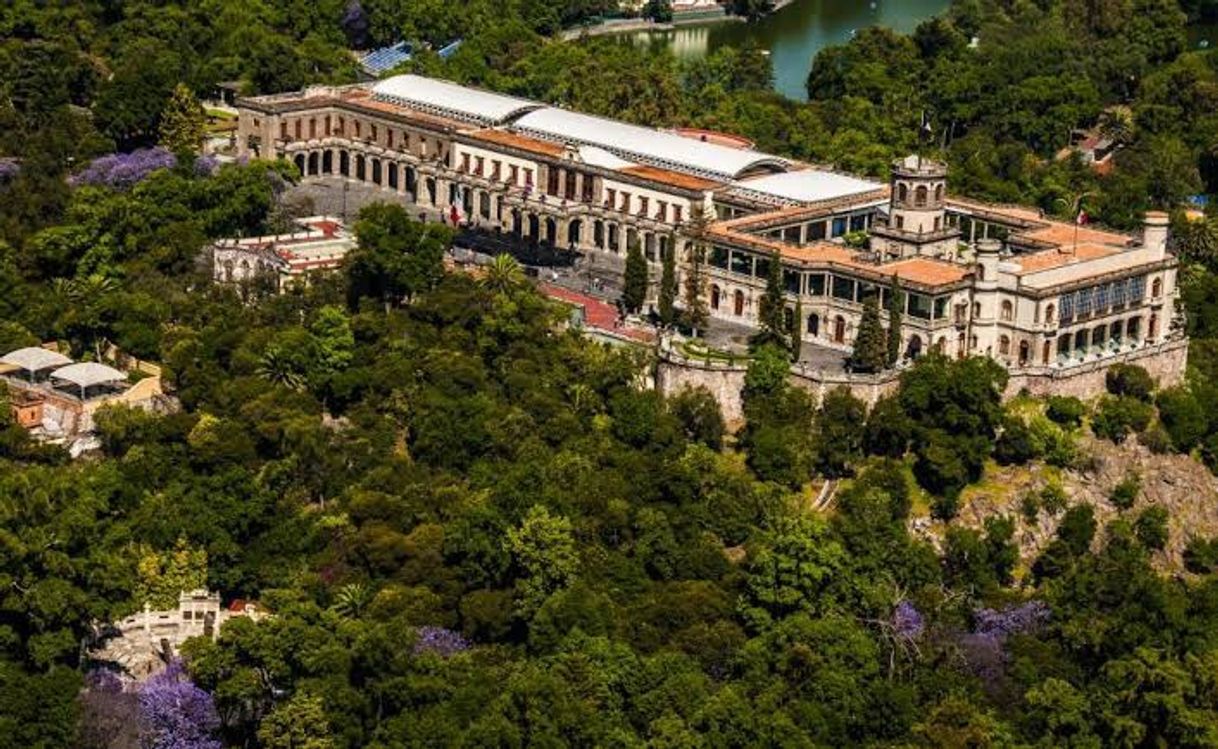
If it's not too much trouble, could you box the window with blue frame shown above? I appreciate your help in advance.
[850,214,867,231]
[1112,279,1127,309]
[1129,275,1146,302]
[832,217,848,237]
[1060,291,1075,323]
[1093,283,1110,313]
[1077,287,1093,318]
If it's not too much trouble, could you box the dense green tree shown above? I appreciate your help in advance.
[849,293,888,373]
[753,250,788,351]
[658,238,677,326]
[622,237,648,315]
[886,275,903,367]
[158,83,206,156]
[346,202,452,308]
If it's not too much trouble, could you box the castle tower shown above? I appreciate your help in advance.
[871,155,961,261]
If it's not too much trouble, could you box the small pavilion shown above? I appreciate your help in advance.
[49,362,129,400]
[0,347,74,383]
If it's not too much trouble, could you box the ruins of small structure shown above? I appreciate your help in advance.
[211,215,356,292]
[1,344,175,456]
[89,590,264,680]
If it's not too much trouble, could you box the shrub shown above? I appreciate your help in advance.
[1156,386,1209,451]
[1020,491,1041,523]
[1108,471,1141,510]
[1091,396,1154,443]
[1039,481,1069,516]
[1183,537,1218,574]
[1105,363,1155,401]
[1134,506,1170,551]
[994,415,1038,465]
[1045,396,1086,428]
[1057,504,1097,556]
[1139,423,1174,455]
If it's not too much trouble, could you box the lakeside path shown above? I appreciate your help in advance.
[559,12,742,41]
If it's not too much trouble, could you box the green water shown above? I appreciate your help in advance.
[625,0,951,100]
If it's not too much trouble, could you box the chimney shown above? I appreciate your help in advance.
[1143,211,1169,260]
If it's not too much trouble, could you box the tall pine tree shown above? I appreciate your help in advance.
[683,209,710,336]
[622,237,648,314]
[754,250,788,351]
[886,274,904,367]
[658,238,677,326]
[158,83,206,156]
[791,296,803,362]
[850,293,888,373]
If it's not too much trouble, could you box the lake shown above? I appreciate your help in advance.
[624,0,951,100]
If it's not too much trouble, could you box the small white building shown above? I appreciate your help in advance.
[212,215,356,291]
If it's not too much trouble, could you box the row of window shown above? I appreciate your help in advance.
[603,188,684,224]
[457,153,535,190]
[764,214,869,244]
[709,247,950,319]
[1058,276,1149,324]
[277,115,446,161]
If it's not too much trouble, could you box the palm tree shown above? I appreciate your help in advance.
[330,582,370,618]
[1178,219,1218,268]
[257,346,305,390]
[481,253,524,294]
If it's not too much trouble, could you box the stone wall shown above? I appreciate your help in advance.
[656,336,1190,430]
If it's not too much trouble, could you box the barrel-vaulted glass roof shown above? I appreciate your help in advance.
[371,75,542,126]
[514,107,788,181]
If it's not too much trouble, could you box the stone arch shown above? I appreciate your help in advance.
[1128,316,1142,340]
[1045,303,1055,325]
[807,313,819,337]
[307,151,319,176]
[1149,313,1158,340]
[544,217,558,245]
[371,159,383,186]
[934,184,943,203]
[479,192,491,219]
[897,183,908,203]
[734,290,746,317]
[1152,277,1163,298]
[568,219,583,248]
[1092,324,1107,348]
[594,220,605,249]
[223,259,234,282]
[528,214,541,240]
[914,185,928,207]
[405,166,417,199]
[511,209,523,237]
[293,153,305,174]
[426,177,437,206]
[387,162,399,191]
[711,284,721,310]
[339,150,350,177]
[1058,334,1072,359]
[834,315,846,343]
[355,154,366,182]
[1110,319,1124,343]
[907,334,923,359]
[322,150,333,174]
[608,223,620,253]
[1019,340,1030,365]
[1074,329,1088,352]
[1001,300,1014,321]
[626,227,639,252]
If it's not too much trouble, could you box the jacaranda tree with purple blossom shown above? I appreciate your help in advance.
[138,659,222,749]
[71,148,177,190]
[413,626,471,657]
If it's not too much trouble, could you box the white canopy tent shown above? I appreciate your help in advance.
[50,362,128,399]
[0,347,74,381]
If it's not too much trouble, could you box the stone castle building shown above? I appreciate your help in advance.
[235,74,1186,392]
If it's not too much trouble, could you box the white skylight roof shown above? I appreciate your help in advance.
[514,108,788,180]
[734,170,884,204]
[371,75,542,126]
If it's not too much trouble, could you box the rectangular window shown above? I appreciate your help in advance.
[1077,287,1093,318]
[639,197,649,216]
[324,115,330,135]
[933,296,949,320]
[784,270,802,294]
[354,121,361,137]
[475,156,484,176]
[1129,275,1146,302]
[908,293,932,319]
[524,168,533,187]
[309,119,316,138]
[387,129,394,148]
[754,255,771,280]
[492,161,501,180]
[1112,279,1127,309]
[673,205,683,223]
[831,275,856,301]
[850,214,866,231]
[620,192,631,212]
[280,122,288,139]
[710,246,730,269]
[783,226,801,243]
[461,153,470,172]
[510,165,519,184]
[370,124,377,141]
[582,176,594,203]
[1094,282,1111,313]
[657,200,667,220]
[807,273,826,296]
[606,188,616,206]
[857,282,878,303]
[294,120,301,139]
[730,251,753,277]
[1060,292,1076,323]
[809,222,827,241]
[832,217,848,237]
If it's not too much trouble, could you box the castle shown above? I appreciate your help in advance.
[235,74,1186,396]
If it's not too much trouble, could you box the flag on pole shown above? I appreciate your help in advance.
[450,204,460,227]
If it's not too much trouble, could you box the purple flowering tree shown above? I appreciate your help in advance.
[892,600,925,641]
[0,157,19,181]
[342,0,370,48]
[71,148,177,189]
[959,601,1051,690]
[137,659,222,749]
[413,626,471,658]
[194,155,219,177]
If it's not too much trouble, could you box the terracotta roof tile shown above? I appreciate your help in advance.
[1014,243,1121,274]
[468,129,566,157]
[618,165,722,192]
